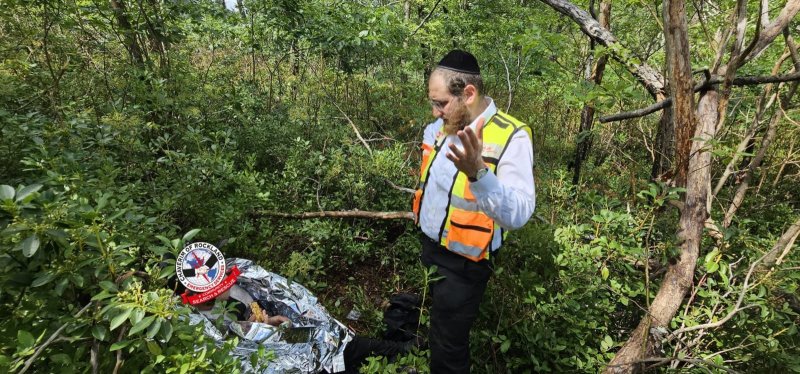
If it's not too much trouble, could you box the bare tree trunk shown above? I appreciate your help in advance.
[607,88,717,373]
[572,0,611,185]
[607,1,702,371]
[664,1,696,187]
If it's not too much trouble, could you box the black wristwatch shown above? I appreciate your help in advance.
[468,167,489,182]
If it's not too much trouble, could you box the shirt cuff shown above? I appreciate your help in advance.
[469,169,499,199]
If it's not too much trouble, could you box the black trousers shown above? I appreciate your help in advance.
[420,234,493,374]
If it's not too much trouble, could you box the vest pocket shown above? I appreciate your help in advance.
[447,208,493,260]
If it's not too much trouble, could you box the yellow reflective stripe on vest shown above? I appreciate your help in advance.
[413,132,447,223]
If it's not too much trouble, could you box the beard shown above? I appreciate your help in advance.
[442,101,471,135]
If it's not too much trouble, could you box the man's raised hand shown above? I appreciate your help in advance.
[446,117,486,179]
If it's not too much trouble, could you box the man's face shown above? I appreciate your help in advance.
[428,73,470,134]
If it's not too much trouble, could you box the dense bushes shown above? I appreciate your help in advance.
[2,0,799,373]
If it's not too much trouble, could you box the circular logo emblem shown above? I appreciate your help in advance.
[176,242,226,293]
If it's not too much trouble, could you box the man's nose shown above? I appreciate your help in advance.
[432,107,443,118]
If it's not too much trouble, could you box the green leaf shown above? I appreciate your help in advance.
[160,321,173,343]
[146,340,162,356]
[158,263,175,280]
[500,339,511,353]
[31,273,56,287]
[15,184,42,203]
[182,229,201,243]
[92,325,108,341]
[109,340,131,351]
[21,235,40,257]
[180,363,190,374]
[704,248,719,264]
[601,266,609,280]
[17,330,35,349]
[129,316,155,336]
[99,281,118,293]
[0,185,14,201]
[49,353,71,365]
[91,291,115,301]
[156,235,173,248]
[146,318,162,340]
[704,248,720,273]
[130,308,144,325]
[110,309,132,331]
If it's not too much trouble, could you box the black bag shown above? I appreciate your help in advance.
[383,293,421,342]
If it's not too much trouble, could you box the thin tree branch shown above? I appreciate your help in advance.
[600,71,800,123]
[410,0,443,37]
[331,101,372,155]
[600,100,671,123]
[384,178,415,194]
[19,302,93,374]
[670,218,800,336]
[500,53,514,111]
[606,357,741,374]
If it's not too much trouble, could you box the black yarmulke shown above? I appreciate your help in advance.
[437,50,480,74]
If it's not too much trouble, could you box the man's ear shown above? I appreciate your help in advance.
[463,84,477,104]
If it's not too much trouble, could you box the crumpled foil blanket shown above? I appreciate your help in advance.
[187,258,354,373]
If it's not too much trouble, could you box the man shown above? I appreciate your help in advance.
[412,50,535,373]
[169,257,412,373]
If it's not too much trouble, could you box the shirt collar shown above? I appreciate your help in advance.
[467,97,496,130]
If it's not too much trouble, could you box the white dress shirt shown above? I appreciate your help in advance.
[419,98,536,251]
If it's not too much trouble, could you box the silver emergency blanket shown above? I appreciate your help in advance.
[187,258,354,373]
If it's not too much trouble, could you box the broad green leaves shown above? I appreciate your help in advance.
[0,185,14,201]
[20,234,40,257]
[110,309,133,331]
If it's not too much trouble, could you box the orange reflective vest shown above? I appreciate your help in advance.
[413,111,532,262]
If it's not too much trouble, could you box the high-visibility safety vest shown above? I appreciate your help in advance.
[412,111,532,262]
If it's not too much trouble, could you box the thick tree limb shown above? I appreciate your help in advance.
[763,216,800,267]
[538,0,666,100]
[599,71,800,123]
[607,357,742,374]
[258,210,413,220]
[742,0,800,63]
